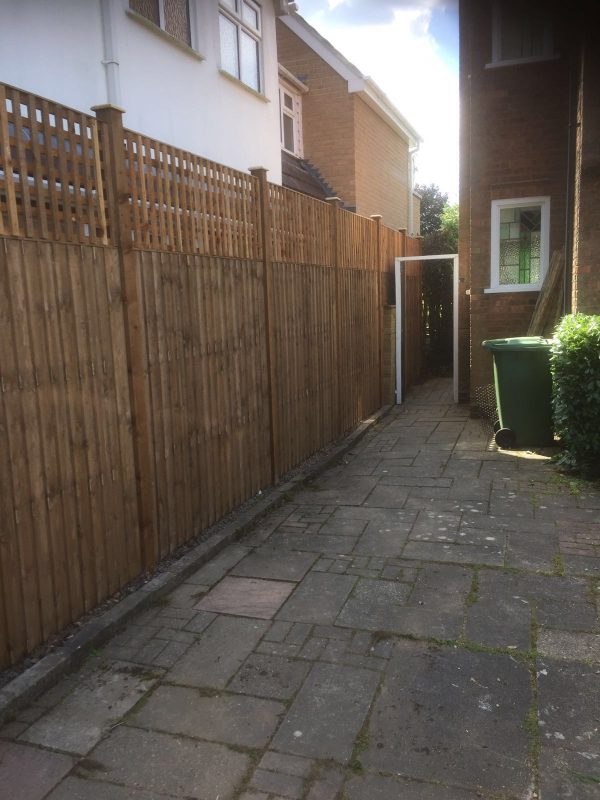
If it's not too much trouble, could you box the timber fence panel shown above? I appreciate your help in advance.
[123,130,261,259]
[269,184,332,266]
[136,250,271,554]
[0,85,109,244]
[0,239,139,667]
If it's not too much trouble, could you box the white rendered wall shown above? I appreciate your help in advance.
[0,0,283,183]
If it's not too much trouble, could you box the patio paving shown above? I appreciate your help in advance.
[1,378,599,799]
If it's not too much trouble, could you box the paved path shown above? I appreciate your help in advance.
[1,379,599,799]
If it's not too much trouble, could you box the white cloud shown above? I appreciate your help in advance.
[300,4,459,200]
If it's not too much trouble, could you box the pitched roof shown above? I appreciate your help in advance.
[279,12,422,148]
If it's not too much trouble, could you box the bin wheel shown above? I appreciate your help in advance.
[493,420,501,433]
[495,427,516,449]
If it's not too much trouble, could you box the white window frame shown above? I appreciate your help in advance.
[279,82,303,157]
[486,196,550,293]
[219,0,263,93]
[488,1,556,68]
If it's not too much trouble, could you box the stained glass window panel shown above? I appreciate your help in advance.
[164,0,191,45]
[129,0,160,25]
[220,14,239,78]
[498,204,542,285]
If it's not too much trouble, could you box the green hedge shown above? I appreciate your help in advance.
[550,314,600,475]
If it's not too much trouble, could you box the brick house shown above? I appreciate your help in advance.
[277,13,421,233]
[459,0,600,405]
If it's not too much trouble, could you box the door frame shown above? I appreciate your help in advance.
[394,254,459,404]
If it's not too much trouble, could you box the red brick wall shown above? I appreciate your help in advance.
[353,96,410,230]
[276,21,356,207]
[461,0,571,397]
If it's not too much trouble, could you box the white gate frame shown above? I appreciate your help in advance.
[395,254,459,405]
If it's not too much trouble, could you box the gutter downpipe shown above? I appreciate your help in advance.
[563,26,579,315]
[100,0,122,107]
[408,143,419,236]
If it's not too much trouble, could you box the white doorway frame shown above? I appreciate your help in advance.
[394,254,459,404]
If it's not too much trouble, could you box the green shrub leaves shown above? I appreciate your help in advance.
[551,314,600,476]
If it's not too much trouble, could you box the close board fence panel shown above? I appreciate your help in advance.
[0,238,140,667]
[0,81,421,669]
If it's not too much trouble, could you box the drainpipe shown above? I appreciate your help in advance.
[100,0,122,107]
[408,143,419,236]
[563,22,580,315]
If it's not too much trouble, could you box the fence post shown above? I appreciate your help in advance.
[326,197,342,434]
[371,214,383,408]
[250,167,279,484]
[92,104,158,570]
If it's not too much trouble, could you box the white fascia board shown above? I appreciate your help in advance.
[279,14,421,147]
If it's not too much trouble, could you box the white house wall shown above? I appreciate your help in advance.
[0,0,283,183]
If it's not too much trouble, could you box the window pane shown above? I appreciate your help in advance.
[283,114,294,152]
[129,0,160,25]
[499,205,541,284]
[500,6,548,60]
[240,30,259,90]
[220,13,239,77]
[242,1,259,30]
[221,0,237,10]
[164,0,191,45]
[283,92,293,110]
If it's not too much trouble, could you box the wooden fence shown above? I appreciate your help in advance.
[0,82,420,668]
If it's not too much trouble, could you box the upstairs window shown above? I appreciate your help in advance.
[219,1,262,92]
[489,197,550,292]
[129,0,192,47]
[491,1,554,66]
[279,84,303,157]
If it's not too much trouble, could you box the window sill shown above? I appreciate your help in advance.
[484,285,541,294]
[485,53,560,69]
[219,69,269,102]
[126,9,204,61]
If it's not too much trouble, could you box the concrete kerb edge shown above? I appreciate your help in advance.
[0,404,391,725]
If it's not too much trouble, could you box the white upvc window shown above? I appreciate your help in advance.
[219,0,262,92]
[489,1,555,67]
[279,83,303,157]
[487,196,550,293]
[129,0,193,47]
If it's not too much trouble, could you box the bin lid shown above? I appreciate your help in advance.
[482,336,553,352]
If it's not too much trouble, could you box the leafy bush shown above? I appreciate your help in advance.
[550,314,600,475]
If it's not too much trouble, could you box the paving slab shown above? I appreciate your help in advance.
[539,748,600,799]
[537,629,600,662]
[230,548,318,581]
[86,726,249,799]
[130,684,285,747]
[0,741,74,800]
[362,639,532,796]
[271,662,380,763]
[19,660,160,754]
[227,654,311,699]
[48,776,171,799]
[276,572,356,624]
[336,578,412,630]
[344,773,487,799]
[166,616,268,688]
[195,576,295,619]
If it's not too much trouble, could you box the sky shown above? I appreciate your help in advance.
[293,0,459,202]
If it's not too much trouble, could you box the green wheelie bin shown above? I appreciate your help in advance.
[482,336,554,449]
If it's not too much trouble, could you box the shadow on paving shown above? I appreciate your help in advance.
[1,378,599,800]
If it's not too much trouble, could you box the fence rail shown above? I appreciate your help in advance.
[0,82,420,669]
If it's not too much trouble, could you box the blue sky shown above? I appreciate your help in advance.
[293,0,459,201]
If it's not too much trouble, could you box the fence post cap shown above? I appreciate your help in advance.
[91,103,126,114]
[249,166,269,176]
[370,214,383,221]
